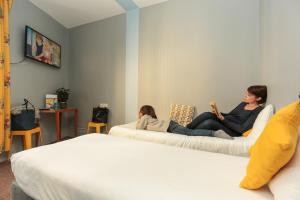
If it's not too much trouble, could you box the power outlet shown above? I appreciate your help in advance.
[100,103,108,108]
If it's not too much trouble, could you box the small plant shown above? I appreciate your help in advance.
[56,88,70,103]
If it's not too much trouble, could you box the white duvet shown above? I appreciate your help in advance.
[11,134,273,200]
[110,123,251,156]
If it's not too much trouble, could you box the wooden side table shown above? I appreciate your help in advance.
[39,108,78,142]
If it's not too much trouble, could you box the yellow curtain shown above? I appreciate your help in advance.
[0,0,12,155]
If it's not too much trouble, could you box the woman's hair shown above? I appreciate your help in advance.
[139,105,157,119]
[247,85,268,104]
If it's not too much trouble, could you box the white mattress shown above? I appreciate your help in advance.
[110,123,251,157]
[11,134,273,200]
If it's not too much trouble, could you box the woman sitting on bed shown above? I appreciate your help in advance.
[136,105,233,139]
[186,85,267,137]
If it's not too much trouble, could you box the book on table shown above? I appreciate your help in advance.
[45,94,57,109]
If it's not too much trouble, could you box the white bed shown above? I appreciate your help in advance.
[110,122,251,156]
[11,134,273,200]
[109,105,274,157]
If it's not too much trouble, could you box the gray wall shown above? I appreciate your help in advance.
[260,0,300,109]
[1,0,70,160]
[69,15,126,134]
[139,0,261,119]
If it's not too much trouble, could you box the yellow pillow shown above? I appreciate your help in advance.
[240,101,300,189]
[243,129,252,137]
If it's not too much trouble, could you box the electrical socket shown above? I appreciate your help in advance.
[100,103,108,108]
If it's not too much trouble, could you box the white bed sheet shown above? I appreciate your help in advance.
[11,134,273,200]
[110,123,251,157]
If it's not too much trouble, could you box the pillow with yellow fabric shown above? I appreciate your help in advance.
[240,101,300,190]
[169,104,195,127]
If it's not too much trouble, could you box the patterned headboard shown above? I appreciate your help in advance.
[169,104,195,127]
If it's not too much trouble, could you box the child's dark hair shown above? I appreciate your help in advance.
[247,85,268,104]
[139,105,157,119]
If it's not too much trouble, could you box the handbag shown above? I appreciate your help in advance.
[11,99,37,131]
[92,107,109,123]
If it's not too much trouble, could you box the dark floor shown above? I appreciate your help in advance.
[0,161,15,200]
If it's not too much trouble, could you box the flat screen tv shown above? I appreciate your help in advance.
[25,26,61,68]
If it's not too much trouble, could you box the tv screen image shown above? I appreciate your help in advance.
[25,26,61,68]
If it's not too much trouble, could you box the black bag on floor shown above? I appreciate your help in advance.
[92,107,109,123]
[11,99,36,131]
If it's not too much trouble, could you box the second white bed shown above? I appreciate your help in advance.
[109,105,274,157]
[110,123,251,156]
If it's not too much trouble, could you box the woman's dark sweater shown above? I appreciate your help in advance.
[222,102,263,136]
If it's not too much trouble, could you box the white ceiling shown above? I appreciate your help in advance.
[29,0,168,29]
[134,0,168,8]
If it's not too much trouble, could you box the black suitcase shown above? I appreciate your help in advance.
[92,107,109,123]
[11,99,36,131]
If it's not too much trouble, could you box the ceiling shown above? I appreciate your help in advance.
[29,0,168,29]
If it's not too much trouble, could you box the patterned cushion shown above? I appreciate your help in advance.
[169,104,195,127]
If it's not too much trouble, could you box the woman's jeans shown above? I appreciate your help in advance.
[186,112,238,137]
[167,121,213,137]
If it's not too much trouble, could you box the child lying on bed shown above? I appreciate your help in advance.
[136,105,233,139]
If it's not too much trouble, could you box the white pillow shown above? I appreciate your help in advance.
[268,130,300,200]
[246,104,274,143]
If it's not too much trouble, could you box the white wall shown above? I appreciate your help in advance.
[260,0,300,109]
[139,0,261,119]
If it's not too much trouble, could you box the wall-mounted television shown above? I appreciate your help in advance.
[25,26,61,68]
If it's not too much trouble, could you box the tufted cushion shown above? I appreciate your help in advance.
[169,104,195,127]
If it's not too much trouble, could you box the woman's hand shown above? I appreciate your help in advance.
[212,110,224,121]
[217,113,225,121]
[212,110,217,116]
